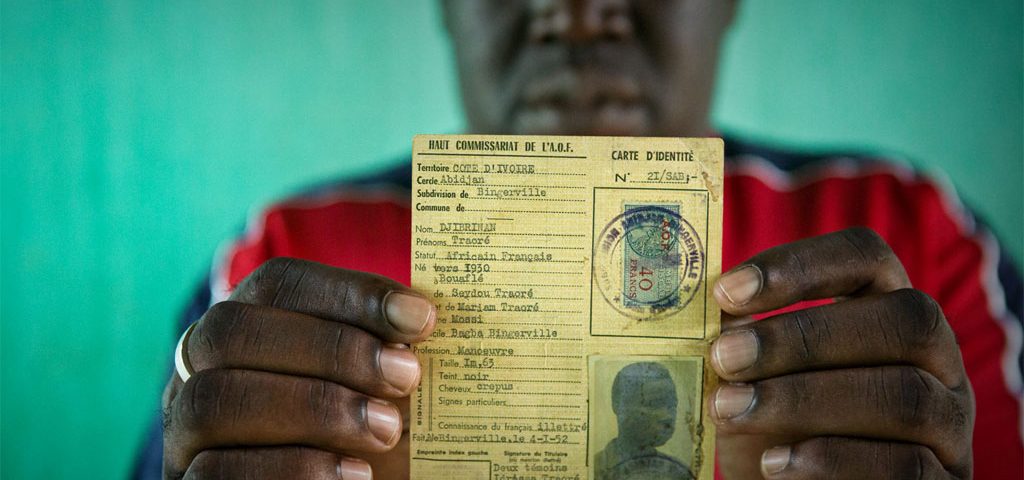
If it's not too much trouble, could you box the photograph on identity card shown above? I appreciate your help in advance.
[589,355,705,480]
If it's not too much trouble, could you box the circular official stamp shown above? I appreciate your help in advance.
[594,205,704,320]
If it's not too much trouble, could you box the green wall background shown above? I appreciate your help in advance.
[2,1,1021,478]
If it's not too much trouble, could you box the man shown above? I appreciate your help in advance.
[137,1,1022,478]
[594,362,694,480]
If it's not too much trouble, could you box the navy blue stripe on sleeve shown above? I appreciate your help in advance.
[131,275,213,480]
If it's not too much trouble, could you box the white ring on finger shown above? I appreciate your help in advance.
[174,322,197,383]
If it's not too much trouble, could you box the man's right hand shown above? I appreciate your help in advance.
[161,258,437,479]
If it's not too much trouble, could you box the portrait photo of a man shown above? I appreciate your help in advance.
[590,357,704,479]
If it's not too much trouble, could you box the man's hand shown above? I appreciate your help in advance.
[161,258,437,479]
[710,227,975,479]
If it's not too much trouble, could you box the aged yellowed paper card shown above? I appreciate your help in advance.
[410,135,722,480]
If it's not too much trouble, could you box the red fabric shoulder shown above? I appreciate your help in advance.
[211,187,412,302]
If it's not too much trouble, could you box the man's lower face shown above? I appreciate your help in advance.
[509,59,654,136]
[620,406,677,447]
[445,1,733,137]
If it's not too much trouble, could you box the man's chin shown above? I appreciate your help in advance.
[511,105,652,137]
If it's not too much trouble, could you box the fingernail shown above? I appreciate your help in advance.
[712,330,758,374]
[339,458,372,480]
[366,399,401,445]
[380,346,421,392]
[717,265,762,306]
[761,446,792,476]
[714,384,755,419]
[384,292,435,335]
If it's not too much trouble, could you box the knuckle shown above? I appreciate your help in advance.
[256,256,299,280]
[184,450,219,478]
[795,435,829,457]
[899,445,945,480]
[775,373,814,414]
[837,227,901,270]
[888,367,972,464]
[306,381,349,430]
[886,367,942,433]
[308,385,379,450]
[783,309,828,364]
[890,289,947,349]
[243,257,302,303]
[203,300,248,326]
[341,272,392,315]
[173,369,236,434]
[192,301,249,367]
[321,324,378,382]
[944,391,975,449]
[795,437,843,477]
[841,226,890,255]
[186,448,333,479]
[770,246,814,295]
[819,437,847,477]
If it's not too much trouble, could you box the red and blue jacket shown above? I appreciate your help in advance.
[134,138,1024,479]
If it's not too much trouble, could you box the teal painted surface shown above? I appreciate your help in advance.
[2,2,462,478]
[714,0,1023,255]
[2,1,1020,478]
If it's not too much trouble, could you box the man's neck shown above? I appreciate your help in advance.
[607,435,658,460]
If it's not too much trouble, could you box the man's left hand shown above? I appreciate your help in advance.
[710,227,974,479]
